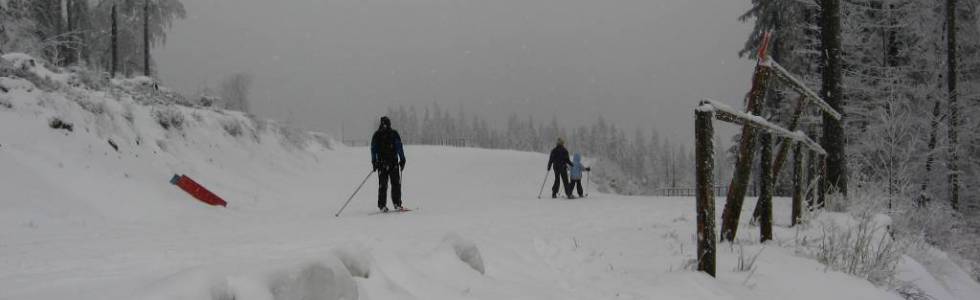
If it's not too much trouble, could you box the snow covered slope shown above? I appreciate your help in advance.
[2,55,979,299]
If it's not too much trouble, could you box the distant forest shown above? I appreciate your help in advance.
[382,104,732,195]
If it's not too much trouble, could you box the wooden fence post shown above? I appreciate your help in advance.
[720,33,772,242]
[720,71,767,241]
[695,105,716,277]
[791,143,805,226]
[752,95,806,222]
[758,132,774,242]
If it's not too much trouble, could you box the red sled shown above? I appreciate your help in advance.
[170,174,228,207]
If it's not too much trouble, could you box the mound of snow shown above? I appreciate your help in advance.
[332,245,374,279]
[442,233,486,275]
[1,53,73,84]
[139,256,358,300]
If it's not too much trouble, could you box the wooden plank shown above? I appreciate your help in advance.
[767,59,842,120]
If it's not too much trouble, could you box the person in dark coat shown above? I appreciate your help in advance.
[371,116,407,212]
[547,138,574,199]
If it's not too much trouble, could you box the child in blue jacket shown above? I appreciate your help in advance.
[569,153,591,197]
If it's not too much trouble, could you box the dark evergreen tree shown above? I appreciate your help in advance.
[821,0,848,198]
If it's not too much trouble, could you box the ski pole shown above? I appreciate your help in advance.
[399,166,407,208]
[335,170,375,217]
[585,170,590,197]
[537,170,550,199]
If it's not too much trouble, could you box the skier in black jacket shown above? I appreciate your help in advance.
[371,116,407,212]
[547,138,574,199]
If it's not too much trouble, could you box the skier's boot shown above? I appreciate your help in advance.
[394,205,404,211]
[552,193,557,199]
[380,207,389,213]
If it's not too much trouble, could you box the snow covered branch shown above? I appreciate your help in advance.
[698,99,827,156]
[765,59,843,121]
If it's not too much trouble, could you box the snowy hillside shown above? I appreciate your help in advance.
[1,54,979,299]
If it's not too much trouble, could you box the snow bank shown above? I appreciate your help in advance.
[138,256,358,300]
[442,233,486,275]
[0,53,336,225]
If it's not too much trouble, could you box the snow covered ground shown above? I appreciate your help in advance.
[2,55,979,299]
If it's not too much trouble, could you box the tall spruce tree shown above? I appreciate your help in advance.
[821,0,848,198]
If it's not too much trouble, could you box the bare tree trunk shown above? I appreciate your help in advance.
[792,143,804,226]
[946,0,960,211]
[920,96,942,206]
[65,0,74,65]
[758,132,774,242]
[111,3,118,77]
[821,0,847,198]
[144,0,151,76]
[695,106,716,277]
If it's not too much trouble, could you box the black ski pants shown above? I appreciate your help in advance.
[378,163,402,208]
[552,168,572,197]
[570,179,584,197]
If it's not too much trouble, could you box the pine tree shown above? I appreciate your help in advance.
[143,0,150,76]
[93,0,185,76]
[111,3,118,76]
[945,0,961,210]
[0,0,42,55]
[821,0,848,198]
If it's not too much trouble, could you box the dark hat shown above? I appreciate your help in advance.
[380,116,391,128]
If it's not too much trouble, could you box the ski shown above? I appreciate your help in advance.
[368,207,413,216]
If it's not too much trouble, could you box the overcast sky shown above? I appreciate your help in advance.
[155,0,754,144]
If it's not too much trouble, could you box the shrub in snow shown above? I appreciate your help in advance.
[107,139,119,152]
[0,77,37,93]
[73,96,107,116]
[1,53,73,87]
[280,126,313,149]
[221,118,245,137]
[804,213,903,286]
[311,132,336,150]
[153,106,185,131]
[0,96,11,109]
[199,95,220,107]
[443,233,486,275]
[112,76,189,106]
[73,68,109,91]
[893,204,959,250]
[48,117,73,132]
[733,244,764,273]
[0,57,57,92]
[894,283,933,300]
